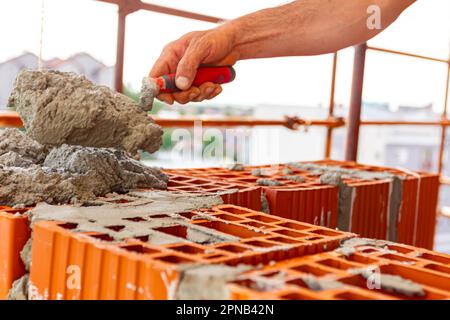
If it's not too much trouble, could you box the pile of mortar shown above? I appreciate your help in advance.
[2,69,168,206]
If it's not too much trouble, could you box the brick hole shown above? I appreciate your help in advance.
[89,234,115,242]
[386,245,413,254]
[242,221,270,229]
[308,229,341,237]
[259,271,285,278]
[202,254,227,260]
[167,181,185,187]
[247,214,280,223]
[275,229,308,238]
[105,225,126,232]
[304,236,323,241]
[280,292,316,300]
[424,263,450,274]
[380,254,417,264]
[214,213,243,222]
[215,244,249,253]
[419,253,450,265]
[112,199,129,204]
[218,206,252,215]
[316,258,360,270]
[123,217,146,222]
[169,176,191,181]
[119,244,159,254]
[155,225,188,239]
[153,255,195,264]
[277,222,310,231]
[267,236,301,244]
[4,208,29,214]
[344,254,378,265]
[360,248,379,254]
[134,235,150,242]
[149,214,170,219]
[58,222,78,230]
[168,244,205,254]
[178,212,195,219]
[286,278,309,289]
[244,240,277,248]
[195,221,261,238]
[292,264,330,276]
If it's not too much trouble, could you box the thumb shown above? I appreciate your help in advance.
[175,40,208,90]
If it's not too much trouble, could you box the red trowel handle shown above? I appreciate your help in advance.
[156,66,236,93]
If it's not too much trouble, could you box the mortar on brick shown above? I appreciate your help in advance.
[302,274,345,291]
[348,267,425,297]
[28,191,240,245]
[176,264,251,299]
[335,237,398,257]
[257,179,283,186]
[315,164,405,239]
[320,172,354,231]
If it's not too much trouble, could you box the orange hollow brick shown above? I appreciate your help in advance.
[28,204,355,300]
[228,244,450,300]
[311,160,440,249]
[0,207,32,299]
[165,166,340,229]
[166,174,262,211]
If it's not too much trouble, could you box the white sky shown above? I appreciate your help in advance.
[0,0,449,112]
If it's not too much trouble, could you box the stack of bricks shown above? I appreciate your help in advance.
[165,160,440,249]
[0,160,444,300]
[19,205,450,300]
[229,239,450,300]
[27,204,354,300]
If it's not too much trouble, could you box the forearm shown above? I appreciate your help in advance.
[223,0,415,59]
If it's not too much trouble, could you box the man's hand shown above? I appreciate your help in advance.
[150,26,239,105]
[150,0,415,105]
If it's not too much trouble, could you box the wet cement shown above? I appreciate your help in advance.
[8,69,163,155]
[176,264,251,300]
[0,129,168,206]
[28,191,233,244]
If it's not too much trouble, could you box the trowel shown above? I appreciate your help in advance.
[140,66,236,111]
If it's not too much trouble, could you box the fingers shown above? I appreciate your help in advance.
[172,87,201,104]
[156,84,222,105]
[175,38,209,90]
[193,83,222,102]
[157,93,175,105]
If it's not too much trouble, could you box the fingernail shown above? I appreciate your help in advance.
[189,92,198,100]
[176,76,189,90]
[205,87,214,95]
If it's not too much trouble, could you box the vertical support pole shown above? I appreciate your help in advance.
[115,7,127,93]
[325,52,338,159]
[437,59,450,174]
[345,43,367,161]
